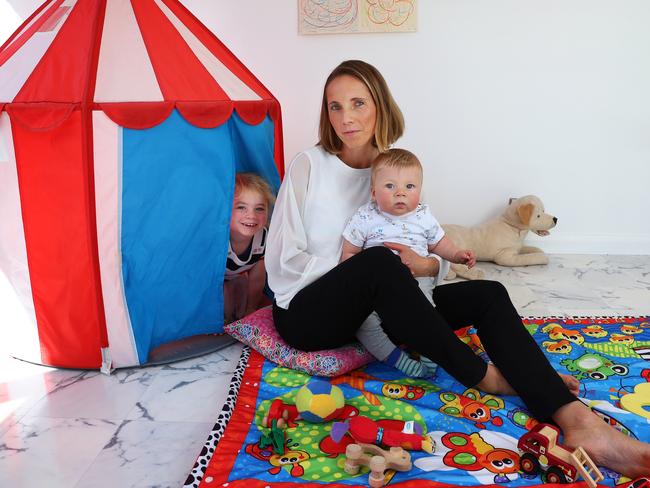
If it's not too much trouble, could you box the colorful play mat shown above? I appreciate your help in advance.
[185,316,650,487]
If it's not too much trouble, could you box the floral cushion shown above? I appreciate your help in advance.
[224,307,374,376]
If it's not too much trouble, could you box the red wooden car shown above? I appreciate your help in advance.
[624,478,650,488]
[517,423,603,488]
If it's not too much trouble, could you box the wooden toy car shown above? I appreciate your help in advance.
[624,477,650,488]
[344,443,412,488]
[517,423,603,488]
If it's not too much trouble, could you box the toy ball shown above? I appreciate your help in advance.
[295,379,345,423]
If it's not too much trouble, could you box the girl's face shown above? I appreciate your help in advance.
[326,75,377,152]
[372,165,422,216]
[230,188,268,240]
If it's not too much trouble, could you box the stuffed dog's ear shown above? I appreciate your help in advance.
[517,203,534,226]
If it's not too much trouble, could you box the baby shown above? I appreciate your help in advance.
[341,148,476,377]
[224,173,275,323]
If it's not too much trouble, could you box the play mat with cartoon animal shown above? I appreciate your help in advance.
[184,317,650,487]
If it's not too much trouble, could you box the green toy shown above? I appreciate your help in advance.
[259,419,285,455]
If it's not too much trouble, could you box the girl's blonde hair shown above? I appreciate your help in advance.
[234,173,275,210]
[371,148,422,187]
[318,60,404,154]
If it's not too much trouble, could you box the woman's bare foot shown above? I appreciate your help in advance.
[476,366,579,397]
[476,364,517,395]
[555,400,650,478]
[559,373,580,396]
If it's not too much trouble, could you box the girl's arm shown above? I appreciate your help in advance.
[245,259,267,315]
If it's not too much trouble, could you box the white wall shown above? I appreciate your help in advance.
[2,1,649,254]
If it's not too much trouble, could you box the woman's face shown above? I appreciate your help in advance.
[326,75,377,152]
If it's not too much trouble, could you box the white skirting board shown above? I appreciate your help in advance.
[525,233,650,255]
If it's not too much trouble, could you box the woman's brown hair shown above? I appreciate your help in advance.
[318,60,404,154]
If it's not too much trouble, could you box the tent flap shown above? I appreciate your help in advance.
[11,109,104,368]
[176,101,233,128]
[6,102,76,131]
[100,101,174,129]
[234,100,275,126]
[121,110,234,360]
[99,101,278,130]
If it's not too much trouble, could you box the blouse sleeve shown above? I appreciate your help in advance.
[266,152,340,306]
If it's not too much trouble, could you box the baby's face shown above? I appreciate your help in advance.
[372,166,422,216]
[230,188,268,240]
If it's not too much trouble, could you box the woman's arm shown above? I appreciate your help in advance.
[265,154,339,303]
[382,242,441,277]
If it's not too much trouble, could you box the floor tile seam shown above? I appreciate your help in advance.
[67,426,121,488]
[3,390,51,426]
[13,413,138,429]
[64,419,212,488]
[116,417,218,426]
[121,371,234,420]
[71,423,123,488]
[118,374,166,420]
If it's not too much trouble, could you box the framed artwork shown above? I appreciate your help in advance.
[299,0,417,35]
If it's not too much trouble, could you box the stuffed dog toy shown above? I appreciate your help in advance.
[443,195,557,280]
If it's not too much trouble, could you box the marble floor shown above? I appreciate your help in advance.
[0,254,649,488]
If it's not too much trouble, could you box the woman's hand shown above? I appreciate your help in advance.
[383,242,440,277]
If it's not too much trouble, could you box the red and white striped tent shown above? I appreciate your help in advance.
[0,0,283,370]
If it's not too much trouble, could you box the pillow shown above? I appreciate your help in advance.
[224,306,374,376]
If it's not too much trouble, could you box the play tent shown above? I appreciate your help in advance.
[0,0,283,370]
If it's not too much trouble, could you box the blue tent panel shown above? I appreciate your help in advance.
[230,113,281,191]
[120,110,278,362]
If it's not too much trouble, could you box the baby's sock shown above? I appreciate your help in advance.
[386,348,426,377]
[420,356,438,377]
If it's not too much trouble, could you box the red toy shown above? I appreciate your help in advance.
[262,398,358,429]
[518,423,603,488]
[330,415,434,453]
[262,399,301,428]
[623,477,650,488]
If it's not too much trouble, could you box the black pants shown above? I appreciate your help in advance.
[273,246,575,420]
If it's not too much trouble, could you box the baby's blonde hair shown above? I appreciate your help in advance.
[234,173,275,211]
[371,148,423,187]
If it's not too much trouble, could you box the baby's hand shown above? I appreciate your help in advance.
[454,249,476,268]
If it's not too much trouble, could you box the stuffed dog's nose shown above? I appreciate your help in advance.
[553,217,558,224]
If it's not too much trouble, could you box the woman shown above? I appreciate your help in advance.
[266,59,650,477]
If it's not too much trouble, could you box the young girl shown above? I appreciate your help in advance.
[224,173,274,323]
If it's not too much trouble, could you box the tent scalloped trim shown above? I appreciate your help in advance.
[1,100,281,131]
[5,102,77,132]
[99,100,279,129]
